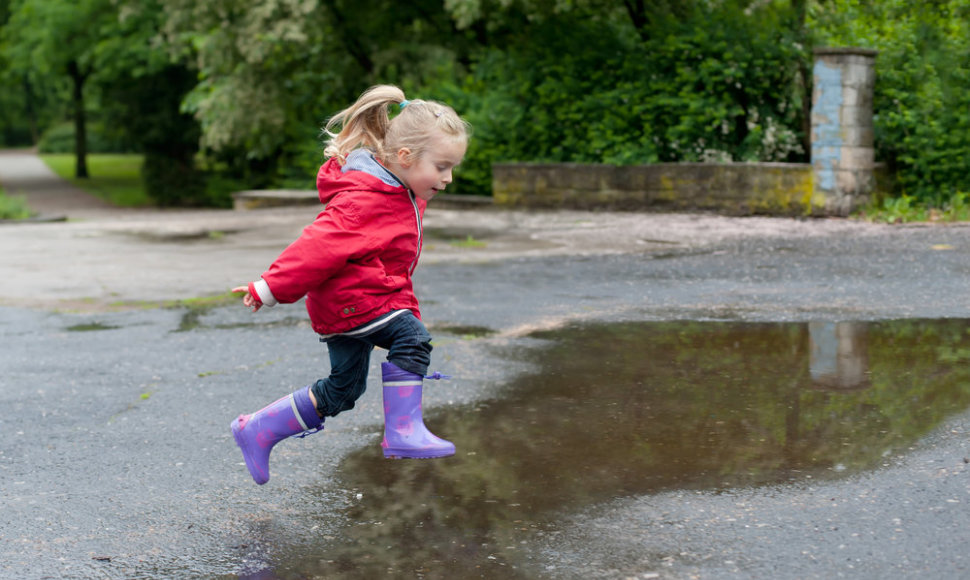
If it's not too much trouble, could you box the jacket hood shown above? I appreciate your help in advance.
[316,151,408,204]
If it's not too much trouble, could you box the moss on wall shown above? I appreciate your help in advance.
[492,162,856,216]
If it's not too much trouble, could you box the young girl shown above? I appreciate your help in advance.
[230,85,470,485]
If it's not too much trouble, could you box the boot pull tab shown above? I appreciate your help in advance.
[424,371,451,380]
[291,425,325,439]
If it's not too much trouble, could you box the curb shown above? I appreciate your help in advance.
[0,214,68,225]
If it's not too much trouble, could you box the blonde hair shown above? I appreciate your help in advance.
[323,85,470,165]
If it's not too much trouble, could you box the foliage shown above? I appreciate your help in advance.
[0,0,66,146]
[2,0,110,76]
[2,0,122,177]
[36,121,134,154]
[859,191,970,224]
[449,234,487,248]
[102,62,205,206]
[272,128,327,189]
[157,0,478,165]
[140,152,205,207]
[159,0,322,158]
[199,173,252,209]
[2,0,207,204]
[0,73,62,146]
[447,2,807,193]
[0,187,33,219]
[810,0,970,203]
[5,0,970,208]
[860,193,928,224]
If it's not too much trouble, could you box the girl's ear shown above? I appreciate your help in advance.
[396,147,413,168]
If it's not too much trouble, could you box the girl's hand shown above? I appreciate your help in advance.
[231,285,262,312]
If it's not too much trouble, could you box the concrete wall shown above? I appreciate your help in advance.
[493,162,817,216]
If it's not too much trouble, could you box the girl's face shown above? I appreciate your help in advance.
[393,132,467,201]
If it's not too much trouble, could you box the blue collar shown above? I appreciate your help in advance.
[342,149,405,189]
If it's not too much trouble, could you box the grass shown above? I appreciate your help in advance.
[103,291,243,312]
[449,235,488,248]
[0,186,35,219]
[40,153,150,207]
[859,192,970,224]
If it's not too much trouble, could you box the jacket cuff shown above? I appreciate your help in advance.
[249,279,278,307]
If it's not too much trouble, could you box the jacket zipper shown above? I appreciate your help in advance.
[407,191,422,274]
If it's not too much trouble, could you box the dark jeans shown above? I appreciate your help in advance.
[310,311,432,418]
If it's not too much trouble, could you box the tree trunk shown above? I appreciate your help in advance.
[23,75,39,144]
[623,0,649,42]
[67,60,89,178]
[793,0,813,161]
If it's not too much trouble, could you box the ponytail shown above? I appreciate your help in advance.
[323,85,405,164]
[324,84,470,166]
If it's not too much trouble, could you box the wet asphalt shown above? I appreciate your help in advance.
[2,151,970,579]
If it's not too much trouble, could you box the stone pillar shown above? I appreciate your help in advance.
[811,47,878,216]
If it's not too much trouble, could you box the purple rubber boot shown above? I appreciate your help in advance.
[231,386,323,485]
[381,362,455,459]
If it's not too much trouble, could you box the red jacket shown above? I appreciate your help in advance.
[251,156,427,335]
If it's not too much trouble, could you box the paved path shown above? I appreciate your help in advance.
[0,150,116,218]
[0,150,895,311]
[0,151,327,308]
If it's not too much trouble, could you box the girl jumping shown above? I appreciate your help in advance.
[230,85,470,485]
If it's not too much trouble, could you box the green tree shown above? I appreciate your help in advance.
[98,1,205,206]
[2,0,119,177]
[2,0,207,205]
[157,0,480,184]
[0,0,64,147]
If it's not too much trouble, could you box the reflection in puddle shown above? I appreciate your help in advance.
[809,321,869,390]
[258,319,970,578]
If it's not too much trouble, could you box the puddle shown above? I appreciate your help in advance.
[65,321,120,332]
[122,228,242,243]
[173,304,306,333]
[430,323,497,339]
[251,319,970,578]
[424,226,498,243]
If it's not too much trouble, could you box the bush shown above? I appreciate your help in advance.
[142,153,206,207]
[445,6,805,195]
[875,27,970,201]
[276,132,326,190]
[141,155,252,209]
[37,121,135,154]
[201,172,250,209]
[0,188,34,220]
